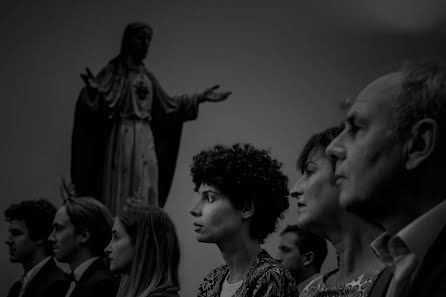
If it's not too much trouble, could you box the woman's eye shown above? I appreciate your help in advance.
[348,123,360,135]
[206,194,215,202]
[304,168,314,176]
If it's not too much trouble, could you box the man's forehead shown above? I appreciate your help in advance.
[348,72,403,117]
[54,206,70,224]
[282,232,300,244]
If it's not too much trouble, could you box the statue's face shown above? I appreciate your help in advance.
[128,28,152,61]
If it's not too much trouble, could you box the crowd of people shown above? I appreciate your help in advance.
[4,22,446,297]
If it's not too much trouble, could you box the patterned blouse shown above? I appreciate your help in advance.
[299,267,385,297]
[197,250,298,297]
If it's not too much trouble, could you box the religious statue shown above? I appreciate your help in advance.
[71,22,231,215]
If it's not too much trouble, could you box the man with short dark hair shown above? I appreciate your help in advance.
[48,196,119,297]
[327,60,446,297]
[277,225,327,292]
[5,199,69,297]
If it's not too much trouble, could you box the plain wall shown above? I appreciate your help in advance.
[1,1,446,296]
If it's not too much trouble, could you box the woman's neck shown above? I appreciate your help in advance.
[218,234,261,284]
[326,215,384,284]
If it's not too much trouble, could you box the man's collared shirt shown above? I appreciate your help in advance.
[371,199,446,297]
[64,257,99,297]
[18,256,52,297]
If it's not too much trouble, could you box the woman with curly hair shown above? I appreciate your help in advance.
[291,126,389,297]
[189,143,299,297]
[105,206,181,297]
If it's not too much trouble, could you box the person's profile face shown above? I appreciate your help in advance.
[189,183,244,244]
[48,206,81,263]
[104,219,135,275]
[127,28,152,61]
[277,232,304,275]
[5,219,39,264]
[290,150,340,233]
[326,72,405,218]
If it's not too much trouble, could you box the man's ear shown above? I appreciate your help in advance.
[404,118,438,170]
[241,200,255,219]
[78,228,91,244]
[303,251,314,267]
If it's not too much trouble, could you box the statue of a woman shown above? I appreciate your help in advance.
[71,22,230,215]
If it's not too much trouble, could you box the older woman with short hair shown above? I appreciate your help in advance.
[291,126,387,297]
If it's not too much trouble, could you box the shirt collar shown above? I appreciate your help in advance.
[371,199,446,265]
[398,199,446,263]
[371,232,393,267]
[72,257,99,282]
[22,256,52,285]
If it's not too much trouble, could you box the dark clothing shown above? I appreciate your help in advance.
[68,258,119,297]
[406,225,446,297]
[7,258,69,297]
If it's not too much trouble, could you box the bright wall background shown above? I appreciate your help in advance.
[1,1,445,296]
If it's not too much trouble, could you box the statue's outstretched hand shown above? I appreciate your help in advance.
[80,67,99,90]
[200,85,231,103]
[123,196,147,212]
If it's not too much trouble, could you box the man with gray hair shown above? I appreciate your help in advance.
[327,60,446,297]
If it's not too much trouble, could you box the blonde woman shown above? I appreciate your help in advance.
[105,206,181,297]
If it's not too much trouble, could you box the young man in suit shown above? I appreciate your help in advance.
[5,199,69,297]
[48,196,119,297]
[327,60,446,297]
[277,225,327,292]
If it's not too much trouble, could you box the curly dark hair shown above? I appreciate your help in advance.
[190,143,289,243]
[64,196,113,257]
[5,199,57,254]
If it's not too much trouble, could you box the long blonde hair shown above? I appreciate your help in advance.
[117,206,180,297]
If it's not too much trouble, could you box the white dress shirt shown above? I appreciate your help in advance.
[18,256,52,297]
[64,257,99,297]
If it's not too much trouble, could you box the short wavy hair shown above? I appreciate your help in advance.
[64,197,113,257]
[190,143,289,243]
[5,199,57,254]
[297,125,344,175]
[281,225,327,272]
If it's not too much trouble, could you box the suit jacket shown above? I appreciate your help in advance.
[7,258,69,297]
[69,258,119,297]
[406,225,446,297]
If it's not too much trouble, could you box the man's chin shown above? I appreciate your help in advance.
[342,194,382,222]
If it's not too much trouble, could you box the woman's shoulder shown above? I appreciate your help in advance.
[202,264,229,281]
[301,267,386,297]
[300,269,336,297]
[252,250,295,277]
[197,264,229,296]
[244,251,299,296]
